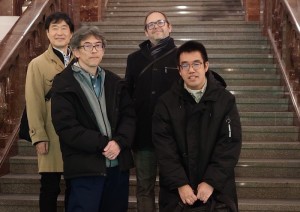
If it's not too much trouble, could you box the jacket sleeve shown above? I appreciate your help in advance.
[152,99,190,191]
[203,95,242,192]
[51,89,109,154]
[112,85,136,150]
[125,54,135,97]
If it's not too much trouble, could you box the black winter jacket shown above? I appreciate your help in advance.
[51,62,135,179]
[153,71,242,211]
[125,37,180,150]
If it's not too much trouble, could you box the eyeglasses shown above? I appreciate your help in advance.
[145,20,168,30]
[78,42,104,52]
[179,62,203,71]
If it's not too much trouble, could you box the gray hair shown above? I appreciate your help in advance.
[70,26,107,49]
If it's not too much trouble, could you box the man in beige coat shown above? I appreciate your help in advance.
[25,12,74,212]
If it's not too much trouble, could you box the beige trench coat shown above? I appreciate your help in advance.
[25,44,67,173]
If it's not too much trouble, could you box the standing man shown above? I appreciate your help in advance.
[51,26,135,212]
[125,11,180,211]
[152,41,242,212]
[25,12,74,212]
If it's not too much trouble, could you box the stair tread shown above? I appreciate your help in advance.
[0,194,299,205]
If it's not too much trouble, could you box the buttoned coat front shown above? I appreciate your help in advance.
[25,44,66,172]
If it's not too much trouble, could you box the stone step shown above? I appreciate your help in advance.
[108,0,242,3]
[236,98,289,112]
[240,112,294,126]
[102,63,277,76]
[9,156,37,174]
[107,1,242,7]
[105,4,243,13]
[99,23,261,30]
[107,38,268,45]
[105,44,271,54]
[9,143,300,176]
[95,20,260,27]
[15,140,300,161]
[240,141,300,159]
[102,53,274,64]
[242,126,299,142]
[226,85,285,98]
[236,177,300,199]
[2,174,300,200]
[104,11,245,18]
[103,31,263,37]
[16,140,34,156]
[0,195,299,212]
[236,159,300,178]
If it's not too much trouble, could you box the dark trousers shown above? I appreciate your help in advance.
[134,150,157,212]
[40,172,69,212]
[67,167,129,212]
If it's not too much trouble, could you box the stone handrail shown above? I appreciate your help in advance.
[262,0,300,122]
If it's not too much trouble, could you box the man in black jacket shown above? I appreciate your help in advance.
[51,26,135,212]
[125,11,180,212]
[152,41,242,212]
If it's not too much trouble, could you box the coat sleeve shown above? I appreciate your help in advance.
[125,54,135,97]
[51,89,109,154]
[112,85,136,150]
[152,99,190,191]
[25,59,49,144]
[203,95,242,192]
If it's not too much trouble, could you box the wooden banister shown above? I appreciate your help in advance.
[262,0,300,123]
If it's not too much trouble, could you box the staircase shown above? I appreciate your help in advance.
[0,0,300,211]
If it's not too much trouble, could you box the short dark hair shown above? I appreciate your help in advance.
[144,11,170,30]
[70,26,107,50]
[45,12,74,33]
[177,41,209,65]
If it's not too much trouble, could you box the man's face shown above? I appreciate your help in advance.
[178,51,209,90]
[144,12,172,45]
[73,35,105,72]
[46,20,72,51]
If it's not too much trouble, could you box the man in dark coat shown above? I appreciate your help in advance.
[125,11,180,212]
[51,26,135,212]
[152,41,242,212]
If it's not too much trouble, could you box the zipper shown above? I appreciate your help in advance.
[164,67,178,73]
[226,117,231,138]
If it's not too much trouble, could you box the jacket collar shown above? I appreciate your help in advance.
[139,37,176,59]
[172,70,227,103]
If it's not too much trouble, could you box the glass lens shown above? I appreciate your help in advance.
[157,20,165,27]
[192,63,202,70]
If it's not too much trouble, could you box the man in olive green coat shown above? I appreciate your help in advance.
[25,12,74,212]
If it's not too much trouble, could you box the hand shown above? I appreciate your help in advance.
[35,141,49,155]
[196,182,214,204]
[102,140,121,160]
[178,184,198,205]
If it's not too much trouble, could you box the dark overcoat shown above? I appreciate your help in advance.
[125,38,180,150]
[153,71,242,211]
[51,62,135,179]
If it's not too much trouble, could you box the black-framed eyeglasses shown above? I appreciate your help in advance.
[78,42,104,52]
[145,20,168,30]
[179,62,203,71]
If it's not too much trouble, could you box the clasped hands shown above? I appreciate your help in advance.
[178,182,214,205]
[102,140,121,160]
